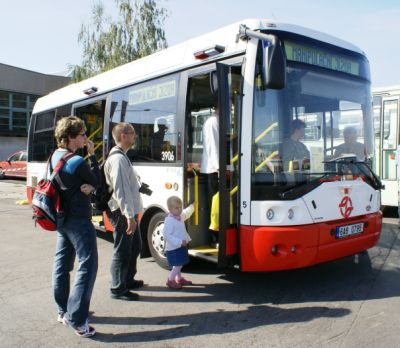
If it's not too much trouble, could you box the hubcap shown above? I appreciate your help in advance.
[151,222,166,257]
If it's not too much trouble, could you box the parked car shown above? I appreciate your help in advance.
[0,150,27,179]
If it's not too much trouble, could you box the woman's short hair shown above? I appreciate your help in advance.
[54,116,86,148]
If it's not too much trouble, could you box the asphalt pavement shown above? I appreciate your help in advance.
[0,180,400,348]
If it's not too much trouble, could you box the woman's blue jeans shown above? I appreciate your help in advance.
[52,217,98,328]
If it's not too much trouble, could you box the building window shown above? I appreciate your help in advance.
[0,91,9,107]
[0,108,9,130]
[0,91,39,136]
[13,94,27,108]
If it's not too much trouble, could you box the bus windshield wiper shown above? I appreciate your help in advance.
[279,172,337,199]
[323,157,384,190]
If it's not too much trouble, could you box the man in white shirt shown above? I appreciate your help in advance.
[200,107,219,238]
[105,123,144,301]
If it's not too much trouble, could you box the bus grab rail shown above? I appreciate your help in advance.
[230,122,278,166]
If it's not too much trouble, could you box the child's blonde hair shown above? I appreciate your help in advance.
[167,196,182,211]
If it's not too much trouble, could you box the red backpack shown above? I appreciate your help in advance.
[32,152,75,231]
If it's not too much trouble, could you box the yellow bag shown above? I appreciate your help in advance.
[209,191,234,231]
[209,192,220,231]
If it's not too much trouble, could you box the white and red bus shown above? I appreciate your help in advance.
[27,19,382,271]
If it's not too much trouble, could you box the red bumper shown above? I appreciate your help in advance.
[240,212,382,272]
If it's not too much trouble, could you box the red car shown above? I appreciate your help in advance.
[0,150,27,179]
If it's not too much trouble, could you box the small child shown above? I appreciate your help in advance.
[163,196,194,289]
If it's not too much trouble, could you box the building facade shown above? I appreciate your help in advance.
[0,63,70,159]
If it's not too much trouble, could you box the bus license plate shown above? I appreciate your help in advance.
[335,222,364,239]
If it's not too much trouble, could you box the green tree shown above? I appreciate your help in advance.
[70,0,168,82]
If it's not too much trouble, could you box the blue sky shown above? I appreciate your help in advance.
[1,0,399,87]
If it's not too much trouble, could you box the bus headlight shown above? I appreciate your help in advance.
[288,208,294,220]
[266,209,274,220]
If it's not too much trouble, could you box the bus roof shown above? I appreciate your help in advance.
[33,18,365,114]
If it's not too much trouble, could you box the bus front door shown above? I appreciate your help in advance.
[185,62,241,267]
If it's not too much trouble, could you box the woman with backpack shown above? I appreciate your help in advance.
[51,116,100,338]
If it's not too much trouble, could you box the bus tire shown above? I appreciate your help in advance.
[0,168,5,179]
[147,211,169,270]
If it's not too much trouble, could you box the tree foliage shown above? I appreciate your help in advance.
[70,0,168,82]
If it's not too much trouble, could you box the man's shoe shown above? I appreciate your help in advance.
[111,291,139,301]
[127,279,144,289]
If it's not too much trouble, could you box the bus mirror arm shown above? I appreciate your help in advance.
[238,24,286,90]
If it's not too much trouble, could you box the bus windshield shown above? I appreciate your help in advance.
[252,41,373,200]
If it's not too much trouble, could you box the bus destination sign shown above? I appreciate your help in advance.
[129,80,176,106]
[284,41,360,76]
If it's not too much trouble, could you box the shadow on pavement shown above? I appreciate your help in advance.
[90,304,350,343]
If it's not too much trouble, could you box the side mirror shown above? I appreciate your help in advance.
[263,37,286,89]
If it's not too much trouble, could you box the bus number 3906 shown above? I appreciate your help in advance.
[161,151,175,161]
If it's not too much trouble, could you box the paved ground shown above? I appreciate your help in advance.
[0,180,400,347]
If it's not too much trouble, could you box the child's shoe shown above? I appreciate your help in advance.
[166,279,182,289]
[177,277,193,285]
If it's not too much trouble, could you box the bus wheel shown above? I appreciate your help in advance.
[147,212,169,269]
[0,168,5,179]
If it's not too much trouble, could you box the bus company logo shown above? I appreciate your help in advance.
[339,196,353,218]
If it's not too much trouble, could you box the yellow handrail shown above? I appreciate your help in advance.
[87,125,103,140]
[255,122,278,143]
[83,125,103,161]
[93,141,102,152]
[231,154,238,165]
[255,150,279,173]
[229,122,278,166]
[230,185,238,196]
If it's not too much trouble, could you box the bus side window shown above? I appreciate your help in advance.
[31,111,56,162]
[122,75,179,163]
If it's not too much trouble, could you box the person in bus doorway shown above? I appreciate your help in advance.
[281,118,310,171]
[104,122,144,301]
[163,196,194,289]
[151,118,168,160]
[334,126,366,161]
[200,105,219,244]
[52,116,100,338]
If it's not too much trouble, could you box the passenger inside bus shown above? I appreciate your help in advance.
[280,119,310,171]
[334,126,366,161]
[200,105,219,244]
[151,118,168,160]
